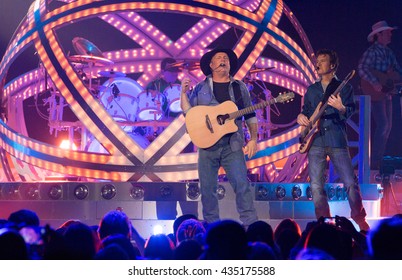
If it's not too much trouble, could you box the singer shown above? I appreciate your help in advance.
[180,48,259,227]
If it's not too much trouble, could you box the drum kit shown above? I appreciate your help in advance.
[60,38,278,151]
[66,37,195,151]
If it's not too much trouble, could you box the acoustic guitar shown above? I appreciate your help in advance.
[299,70,355,154]
[360,69,401,101]
[185,92,294,149]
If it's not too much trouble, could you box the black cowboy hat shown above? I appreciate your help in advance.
[200,48,238,76]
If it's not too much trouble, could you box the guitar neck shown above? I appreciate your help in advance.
[228,98,277,120]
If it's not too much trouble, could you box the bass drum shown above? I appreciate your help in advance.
[86,132,150,153]
[163,84,182,113]
[99,77,143,131]
[137,91,167,121]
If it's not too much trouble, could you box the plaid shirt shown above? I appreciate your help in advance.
[358,42,402,85]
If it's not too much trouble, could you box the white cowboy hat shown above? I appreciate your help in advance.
[367,20,397,42]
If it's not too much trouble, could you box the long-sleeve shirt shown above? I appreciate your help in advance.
[358,42,402,86]
[300,76,355,148]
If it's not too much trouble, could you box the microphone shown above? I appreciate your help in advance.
[315,66,320,71]
[212,63,226,71]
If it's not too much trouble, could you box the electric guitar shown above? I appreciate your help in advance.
[185,92,294,149]
[360,69,401,101]
[299,70,355,154]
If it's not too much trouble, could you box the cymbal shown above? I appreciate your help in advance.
[249,67,275,74]
[69,55,114,67]
[98,70,126,78]
[72,37,104,57]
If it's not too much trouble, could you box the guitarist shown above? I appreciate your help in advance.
[180,48,259,227]
[358,20,402,170]
[297,49,369,232]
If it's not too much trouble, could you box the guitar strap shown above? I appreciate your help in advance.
[232,81,245,110]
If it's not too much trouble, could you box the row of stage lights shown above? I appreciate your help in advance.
[255,183,347,201]
[0,182,351,202]
[0,183,204,201]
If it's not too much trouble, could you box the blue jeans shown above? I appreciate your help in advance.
[308,146,367,224]
[198,144,258,226]
[371,98,393,166]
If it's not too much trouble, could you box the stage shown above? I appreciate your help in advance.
[0,179,396,237]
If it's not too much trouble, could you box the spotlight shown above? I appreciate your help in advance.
[8,185,20,200]
[153,225,163,235]
[48,184,62,200]
[291,185,302,200]
[101,184,117,200]
[327,186,336,200]
[306,186,313,200]
[216,184,226,200]
[160,185,172,198]
[130,185,144,200]
[186,183,200,200]
[23,185,40,200]
[74,184,89,200]
[257,186,269,200]
[275,185,286,200]
[395,173,402,182]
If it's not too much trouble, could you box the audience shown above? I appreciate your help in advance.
[2,207,402,260]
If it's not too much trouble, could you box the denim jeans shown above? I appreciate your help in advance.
[308,146,367,224]
[371,98,393,166]
[198,145,258,226]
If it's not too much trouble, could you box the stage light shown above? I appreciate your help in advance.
[101,184,117,200]
[394,173,402,182]
[130,185,144,200]
[74,184,89,200]
[48,184,62,200]
[291,185,302,200]
[216,184,226,200]
[327,185,336,200]
[160,185,172,198]
[257,185,269,200]
[23,185,40,200]
[374,173,382,183]
[153,225,163,235]
[275,185,286,200]
[8,185,20,200]
[336,185,345,200]
[59,139,78,150]
[186,183,200,200]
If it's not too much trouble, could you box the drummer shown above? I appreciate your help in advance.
[145,57,182,119]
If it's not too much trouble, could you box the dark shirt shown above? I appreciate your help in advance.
[301,76,355,148]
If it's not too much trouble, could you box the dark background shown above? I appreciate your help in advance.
[1,0,402,156]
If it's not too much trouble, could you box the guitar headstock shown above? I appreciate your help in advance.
[275,91,295,103]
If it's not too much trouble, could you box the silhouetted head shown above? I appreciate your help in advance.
[98,210,131,240]
[367,217,402,259]
[203,220,247,260]
[8,209,40,229]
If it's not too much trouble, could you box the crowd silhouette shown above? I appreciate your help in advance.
[1,208,401,260]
